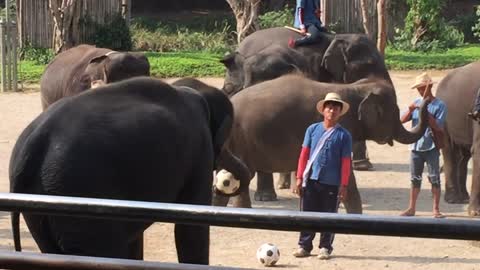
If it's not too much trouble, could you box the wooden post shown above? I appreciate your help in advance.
[321,0,328,26]
[0,20,6,93]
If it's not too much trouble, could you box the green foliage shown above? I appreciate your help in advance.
[146,52,225,77]
[451,13,476,43]
[130,17,235,53]
[19,45,54,65]
[259,6,294,28]
[80,14,132,51]
[18,60,46,83]
[393,0,464,52]
[16,46,480,84]
[385,45,480,70]
[472,6,480,42]
[0,0,16,20]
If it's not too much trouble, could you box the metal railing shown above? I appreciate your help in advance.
[0,192,479,269]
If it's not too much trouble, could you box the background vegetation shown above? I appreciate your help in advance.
[10,3,480,83]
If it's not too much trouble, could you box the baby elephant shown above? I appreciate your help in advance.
[40,44,150,110]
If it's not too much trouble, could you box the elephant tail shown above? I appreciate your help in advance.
[11,212,21,251]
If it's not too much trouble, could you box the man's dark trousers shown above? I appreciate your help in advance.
[298,180,340,253]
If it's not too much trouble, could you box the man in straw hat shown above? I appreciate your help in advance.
[292,92,352,260]
[400,72,447,218]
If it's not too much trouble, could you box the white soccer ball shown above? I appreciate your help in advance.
[215,169,240,194]
[256,243,280,267]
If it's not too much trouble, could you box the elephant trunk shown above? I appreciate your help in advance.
[215,147,252,195]
[393,99,430,144]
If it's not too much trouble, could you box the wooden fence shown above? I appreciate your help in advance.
[17,0,129,49]
[321,0,403,40]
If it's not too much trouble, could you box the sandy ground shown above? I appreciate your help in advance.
[0,72,479,270]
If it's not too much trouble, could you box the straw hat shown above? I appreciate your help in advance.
[411,72,436,89]
[316,92,350,116]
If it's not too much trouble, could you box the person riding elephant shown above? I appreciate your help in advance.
[40,44,150,110]
[212,74,430,212]
[220,27,393,201]
[288,0,328,48]
[436,61,480,216]
[10,77,251,263]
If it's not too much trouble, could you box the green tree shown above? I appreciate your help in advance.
[394,0,463,51]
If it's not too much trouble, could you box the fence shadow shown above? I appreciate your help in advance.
[334,255,480,264]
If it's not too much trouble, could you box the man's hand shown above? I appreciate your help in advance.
[300,27,307,36]
[408,102,418,112]
[292,180,303,197]
[338,185,348,202]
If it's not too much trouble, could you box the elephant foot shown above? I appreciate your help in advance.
[352,159,373,171]
[231,196,252,208]
[277,181,290,190]
[254,191,277,201]
[211,193,230,207]
[468,204,480,217]
[444,192,469,204]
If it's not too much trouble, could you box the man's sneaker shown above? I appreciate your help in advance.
[292,247,310,258]
[317,248,331,260]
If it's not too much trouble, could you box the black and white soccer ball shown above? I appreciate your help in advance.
[256,243,280,267]
[215,169,240,194]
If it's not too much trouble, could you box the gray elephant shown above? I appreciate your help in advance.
[10,77,250,264]
[213,75,429,212]
[436,61,480,216]
[40,44,150,110]
[221,27,394,200]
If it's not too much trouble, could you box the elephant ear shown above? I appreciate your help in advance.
[358,92,384,129]
[321,38,348,82]
[220,52,237,69]
[86,54,111,83]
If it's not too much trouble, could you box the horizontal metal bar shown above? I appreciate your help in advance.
[0,251,251,270]
[0,193,479,240]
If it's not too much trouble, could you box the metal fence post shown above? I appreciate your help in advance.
[11,21,17,92]
[0,19,6,93]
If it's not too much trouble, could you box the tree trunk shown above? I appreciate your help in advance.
[226,0,261,43]
[360,0,373,39]
[49,0,82,54]
[376,0,387,56]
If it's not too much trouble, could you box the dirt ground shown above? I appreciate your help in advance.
[0,72,479,270]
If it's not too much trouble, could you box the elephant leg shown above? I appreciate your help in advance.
[277,172,292,189]
[211,188,231,207]
[128,234,144,260]
[469,150,480,216]
[342,172,363,214]
[175,224,209,264]
[254,172,277,201]
[458,147,471,202]
[442,138,467,204]
[352,140,373,171]
[231,189,252,208]
[23,214,61,254]
[50,217,130,258]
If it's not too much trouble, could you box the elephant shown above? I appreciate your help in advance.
[40,44,150,110]
[436,61,480,216]
[10,77,250,264]
[212,74,429,212]
[220,27,394,200]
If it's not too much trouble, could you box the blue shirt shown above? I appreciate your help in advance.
[294,0,323,29]
[405,97,447,152]
[302,123,352,186]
